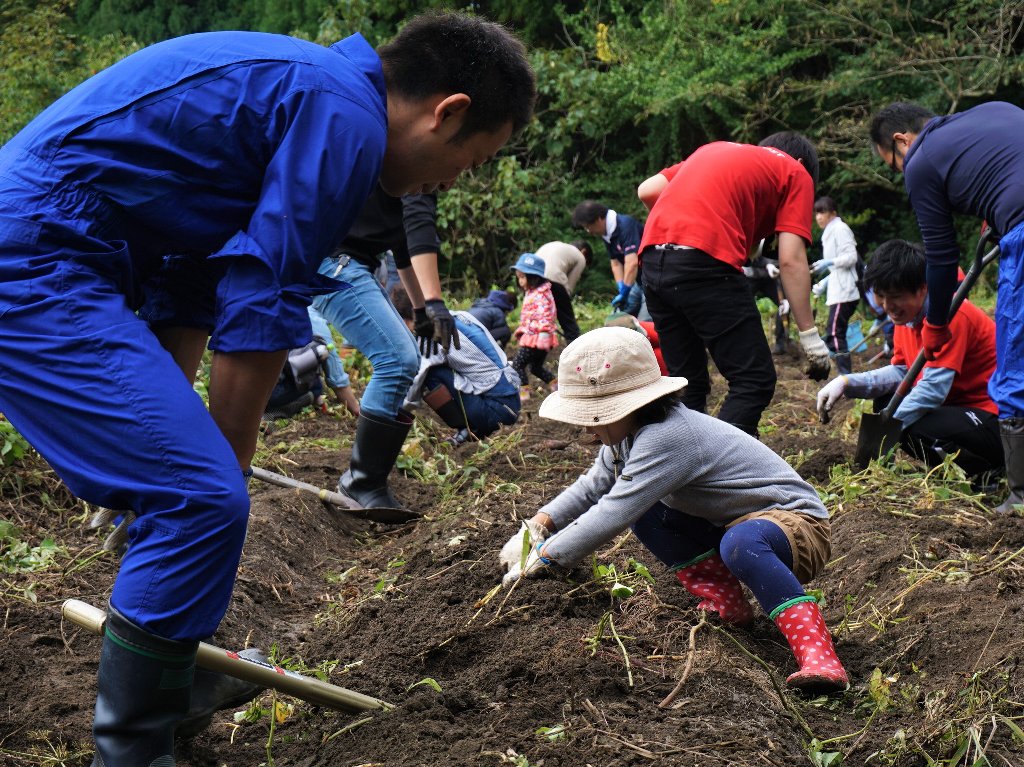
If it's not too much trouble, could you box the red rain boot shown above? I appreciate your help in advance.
[675,553,755,627]
[773,598,849,693]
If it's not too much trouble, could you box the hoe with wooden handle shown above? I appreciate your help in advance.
[62,599,393,713]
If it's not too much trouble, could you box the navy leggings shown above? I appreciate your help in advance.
[631,502,806,614]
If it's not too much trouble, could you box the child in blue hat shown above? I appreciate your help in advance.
[510,253,558,398]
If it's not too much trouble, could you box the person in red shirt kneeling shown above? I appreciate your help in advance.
[816,240,1003,485]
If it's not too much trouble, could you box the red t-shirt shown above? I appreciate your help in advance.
[638,142,815,270]
[891,299,997,414]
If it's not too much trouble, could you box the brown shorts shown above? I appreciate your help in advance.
[726,510,831,583]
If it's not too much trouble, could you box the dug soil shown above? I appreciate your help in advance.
[3,346,1023,766]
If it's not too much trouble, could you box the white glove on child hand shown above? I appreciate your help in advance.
[816,376,848,422]
[778,298,790,316]
[502,545,548,585]
[499,519,550,573]
[766,263,780,279]
[812,279,828,297]
[799,328,832,382]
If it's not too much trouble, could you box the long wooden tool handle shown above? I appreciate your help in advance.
[250,466,361,510]
[62,599,392,713]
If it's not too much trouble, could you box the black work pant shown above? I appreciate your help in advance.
[826,300,860,375]
[903,407,1004,479]
[873,397,1004,479]
[642,247,776,435]
[549,281,581,343]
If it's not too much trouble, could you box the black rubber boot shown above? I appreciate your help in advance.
[338,411,412,511]
[176,648,266,739]
[92,607,197,767]
[995,418,1024,514]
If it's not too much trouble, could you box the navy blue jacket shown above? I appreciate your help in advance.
[904,101,1024,323]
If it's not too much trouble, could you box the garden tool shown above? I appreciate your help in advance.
[63,599,393,713]
[854,231,999,469]
[250,466,419,524]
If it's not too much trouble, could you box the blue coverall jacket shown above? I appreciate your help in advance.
[0,31,387,638]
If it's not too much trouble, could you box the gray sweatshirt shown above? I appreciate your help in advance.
[540,404,828,566]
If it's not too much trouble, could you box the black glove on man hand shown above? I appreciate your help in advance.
[413,307,434,353]
[422,299,460,355]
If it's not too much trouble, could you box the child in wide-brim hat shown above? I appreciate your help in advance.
[500,326,849,694]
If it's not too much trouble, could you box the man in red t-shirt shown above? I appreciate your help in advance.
[636,132,830,436]
[816,240,1003,481]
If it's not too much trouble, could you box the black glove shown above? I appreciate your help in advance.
[413,308,434,351]
[421,299,460,355]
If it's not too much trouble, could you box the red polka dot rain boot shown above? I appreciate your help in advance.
[674,552,755,627]
[772,597,849,693]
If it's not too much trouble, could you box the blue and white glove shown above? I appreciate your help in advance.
[811,259,833,275]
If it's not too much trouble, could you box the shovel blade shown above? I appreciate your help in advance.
[854,412,903,469]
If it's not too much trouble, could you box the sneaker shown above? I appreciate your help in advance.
[520,386,531,401]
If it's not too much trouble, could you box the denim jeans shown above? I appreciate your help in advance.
[307,305,350,389]
[424,366,521,439]
[312,256,419,419]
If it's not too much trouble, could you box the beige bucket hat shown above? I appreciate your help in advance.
[539,327,687,426]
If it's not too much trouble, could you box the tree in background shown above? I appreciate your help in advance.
[6,0,1024,292]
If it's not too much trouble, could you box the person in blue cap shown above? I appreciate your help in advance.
[468,289,518,350]
[510,252,559,398]
[0,11,534,765]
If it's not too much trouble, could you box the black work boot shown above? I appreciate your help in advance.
[92,607,197,767]
[995,418,1024,514]
[176,648,266,739]
[338,411,413,511]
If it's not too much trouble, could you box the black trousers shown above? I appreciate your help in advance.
[873,396,1005,479]
[903,407,1004,478]
[826,300,860,375]
[511,346,555,385]
[549,281,581,343]
[642,247,776,435]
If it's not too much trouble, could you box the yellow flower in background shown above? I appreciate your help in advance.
[596,22,614,63]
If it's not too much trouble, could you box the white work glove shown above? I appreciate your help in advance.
[816,376,848,423]
[502,544,549,585]
[812,278,828,297]
[778,298,790,316]
[799,328,832,382]
[499,519,550,573]
[766,263,780,279]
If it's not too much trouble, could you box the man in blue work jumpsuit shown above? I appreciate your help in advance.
[869,101,1024,514]
[0,12,535,765]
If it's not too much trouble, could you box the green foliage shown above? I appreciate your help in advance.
[0,420,30,466]
[0,0,139,143]
[0,519,64,574]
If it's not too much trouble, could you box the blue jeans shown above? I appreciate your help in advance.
[307,305,350,389]
[424,366,521,438]
[312,257,419,419]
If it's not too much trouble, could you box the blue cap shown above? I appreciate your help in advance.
[487,289,515,312]
[511,252,546,279]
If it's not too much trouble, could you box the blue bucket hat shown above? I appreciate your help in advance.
[487,289,515,312]
[511,252,546,279]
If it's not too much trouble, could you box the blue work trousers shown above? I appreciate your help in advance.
[994,223,1024,418]
[0,214,249,641]
[312,257,419,419]
[423,366,520,439]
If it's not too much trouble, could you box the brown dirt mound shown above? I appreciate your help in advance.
[2,348,1023,767]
